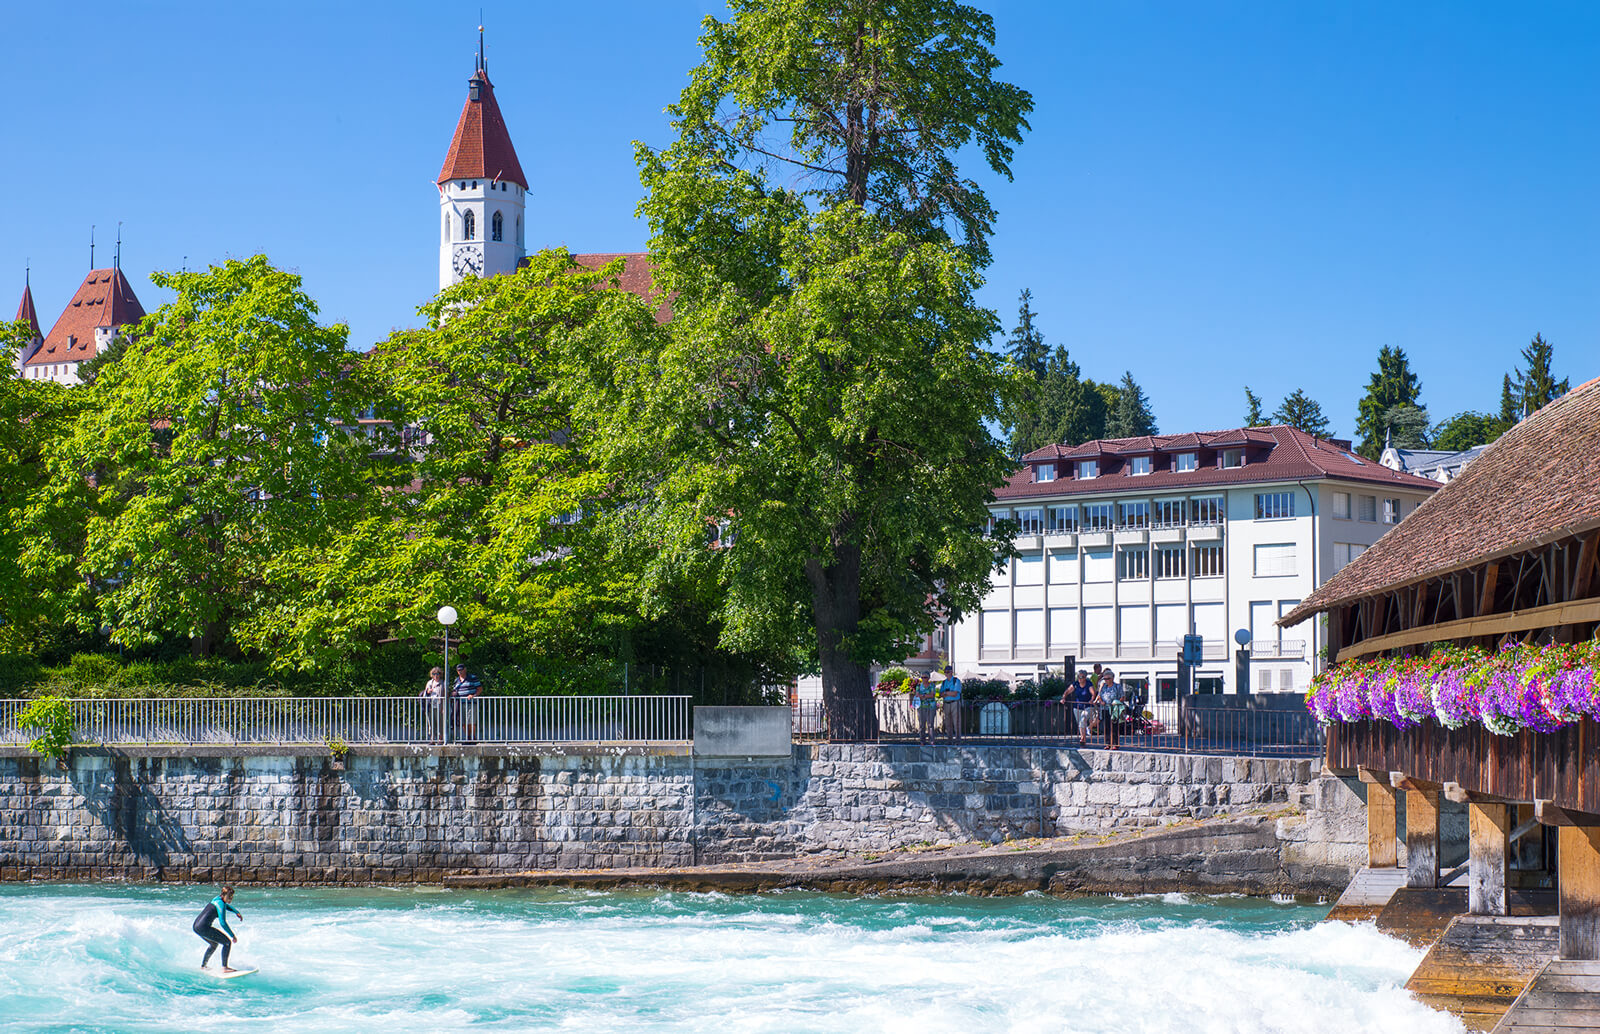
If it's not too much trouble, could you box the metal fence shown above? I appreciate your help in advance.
[793,696,1324,758]
[0,695,692,747]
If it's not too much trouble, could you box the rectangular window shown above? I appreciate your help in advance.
[1016,508,1044,535]
[1078,460,1099,479]
[1191,544,1225,577]
[1256,668,1273,692]
[1049,505,1077,533]
[1383,498,1401,524]
[1118,546,1150,581]
[1117,501,1150,529]
[1358,495,1377,522]
[1221,448,1245,468]
[1333,492,1351,520]
[1155,545,1186,579]
[1083,547,1114,582]
[1253,543,1298,577]
[1333,542,1368,571]
[1254,492,1295,520]
[1014,553,1044,585]
[1174,452,1198,472]
[1129,456,1151,475]
[1036,462,1056,482]
[1152,499,1188,528]
[1192,496,1224,525]
[1081,503,1114,532]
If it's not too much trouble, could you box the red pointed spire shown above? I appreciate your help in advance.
[15,281,41,339]
[436,47,527,189]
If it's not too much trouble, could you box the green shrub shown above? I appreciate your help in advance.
[17,695,75,762]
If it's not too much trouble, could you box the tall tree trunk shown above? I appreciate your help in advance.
[806,542,875,740]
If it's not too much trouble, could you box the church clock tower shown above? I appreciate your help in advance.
[437,30,527,291]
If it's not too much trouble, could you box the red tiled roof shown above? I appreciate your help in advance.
[570,252,668,320]
[1002,425,1440,500]
[436,67,527,189]
[15,284,40,338]
[25,267,146,367]
[1280,377,1600,626]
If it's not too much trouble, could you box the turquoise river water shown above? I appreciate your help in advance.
[0,884,1463,1033]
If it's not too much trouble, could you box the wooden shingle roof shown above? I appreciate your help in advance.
[1280,375,1600,626]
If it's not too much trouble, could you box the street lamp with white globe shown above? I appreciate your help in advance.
[438,606,458,745]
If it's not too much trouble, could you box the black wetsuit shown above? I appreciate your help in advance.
[193,897,240,968]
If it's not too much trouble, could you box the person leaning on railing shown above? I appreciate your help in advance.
[421,667,445,744]
[451,665,482,743]
[912,673,938,745]
[938,665,963,744]
[1060,670,1095,741]
[1098,671,1124,751]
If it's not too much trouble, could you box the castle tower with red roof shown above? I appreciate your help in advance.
[437,29,527,291]
[21,263,146,386]
[11,271,44,376]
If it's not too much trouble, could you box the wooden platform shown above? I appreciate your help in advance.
[1406,915,1560,1031]
[1326,866,1408,922]
[1492,959,1600,1033]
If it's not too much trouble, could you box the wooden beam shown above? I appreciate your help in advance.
[1365,775,1399,869]
[1478,561,1499,617]
[1575,531,1599,600]
[1336,598,1600,662]
[1468,802,1511,916]
[1560,825,1600,960]
[1408,786,1441,888]
[1537,800,1600,827]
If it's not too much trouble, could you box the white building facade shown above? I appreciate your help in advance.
[950,426,1439,700]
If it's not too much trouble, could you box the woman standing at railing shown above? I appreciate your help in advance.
[1098,671,1124,751]
[421,668,445,744]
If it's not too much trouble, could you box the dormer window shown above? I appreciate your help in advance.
[1221,448,1245,469]
[1077,460,1099,479]
[1174,452,1198,472]
[1129,456,1151,476]
[1036,462,1056,482]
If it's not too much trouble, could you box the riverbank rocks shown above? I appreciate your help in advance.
[0,744,1360,889]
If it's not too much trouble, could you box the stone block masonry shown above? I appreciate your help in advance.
[0,744,1359,885]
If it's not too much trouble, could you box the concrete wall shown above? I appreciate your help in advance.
[0,744,1362,887]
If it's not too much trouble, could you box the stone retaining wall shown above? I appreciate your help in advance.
[0,744,1362,886]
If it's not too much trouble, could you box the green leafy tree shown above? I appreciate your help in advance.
[1243,386,1264,427]
[586,0,1033,722]
[1104,371,1157,438]
[44,257,375,656]
[1431,410,1504,452]
[1272,389,1332,437]
[250,251,664,671]
[1355,345,1424,458]
[1032,346,1108,449]
[0,322,83,651]
[1381,403,1431,451]
[666,0,1032,267]
[1509,333,1569,418]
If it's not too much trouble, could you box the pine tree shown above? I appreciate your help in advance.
[1509,333,1569,418]
[1035,346,1107,447]
[1005,289,1048,377]
[1272,389,1332,437]
[1105,371,1157,439]
[1498,374,1518,425]
[1243,387,1264,427]
[1382,403,1431,450]
[1354,345,1423,458]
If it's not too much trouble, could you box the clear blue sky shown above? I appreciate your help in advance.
[4,1,1595,436]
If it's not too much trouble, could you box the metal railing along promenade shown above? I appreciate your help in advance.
[793,697,1323,758]
[0,695,692,747]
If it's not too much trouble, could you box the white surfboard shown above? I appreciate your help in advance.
[203,967,258,979]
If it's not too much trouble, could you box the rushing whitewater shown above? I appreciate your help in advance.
[0,885,1460,1033]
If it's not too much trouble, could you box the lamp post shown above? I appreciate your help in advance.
[437,605,458,744]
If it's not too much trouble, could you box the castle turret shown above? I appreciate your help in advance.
[437,30,527,291]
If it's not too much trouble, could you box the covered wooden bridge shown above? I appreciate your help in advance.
[1283,376,1600,1032]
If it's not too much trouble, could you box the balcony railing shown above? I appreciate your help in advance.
[1250,639,1306,660]
[0,696,692,747]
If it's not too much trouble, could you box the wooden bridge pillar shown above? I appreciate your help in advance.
[1359,768,1399,867]
[1405,784,1441,888]
[1467,801,1510,915]
[1560,825,1600,960]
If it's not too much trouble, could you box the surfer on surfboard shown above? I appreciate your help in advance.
[193,886,242,972]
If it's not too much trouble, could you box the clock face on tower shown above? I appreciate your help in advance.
[452,244,483,280]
